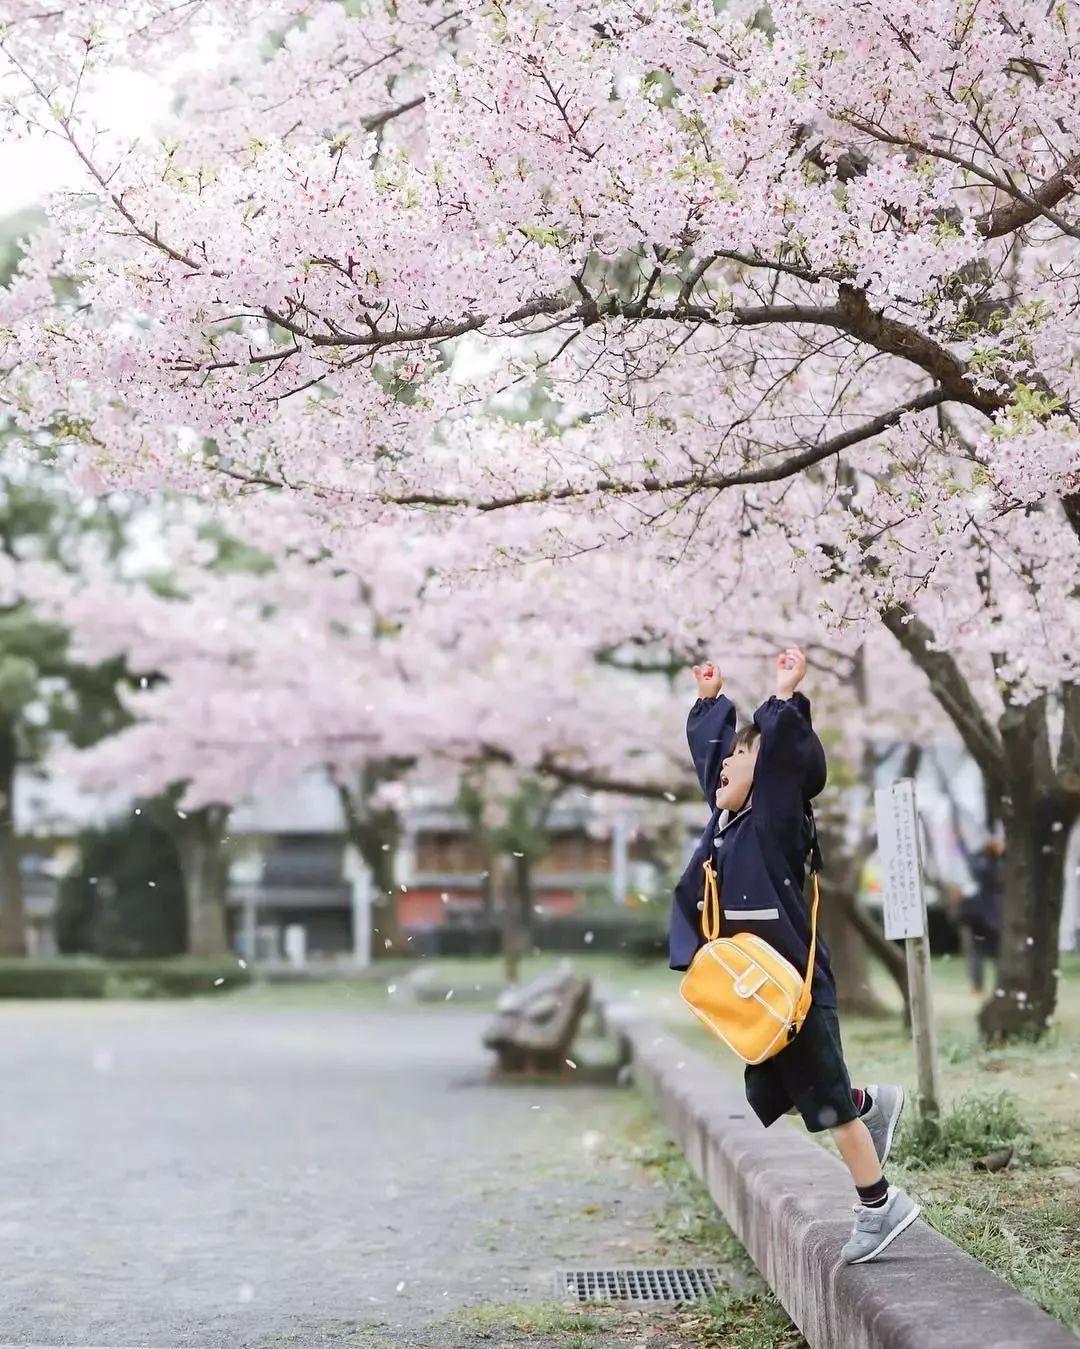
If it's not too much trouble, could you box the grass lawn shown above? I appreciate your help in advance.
[833,955,1080,1333]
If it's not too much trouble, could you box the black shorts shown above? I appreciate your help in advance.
[744,1002,858,1133]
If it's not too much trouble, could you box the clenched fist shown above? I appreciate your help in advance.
[691,661,723,699]
[776,646,807,699]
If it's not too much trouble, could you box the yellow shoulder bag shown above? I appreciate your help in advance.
[678,857,819,1065]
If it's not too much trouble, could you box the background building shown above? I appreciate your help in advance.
[9,751,1080,960]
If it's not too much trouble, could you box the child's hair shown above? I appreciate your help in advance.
[732,725,761,753]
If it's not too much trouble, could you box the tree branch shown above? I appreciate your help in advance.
[880,602,1005,788]
[847,115,1080,243]
[361,95,426,133]
[977,153,1080,238]
[480,743,696,802]
[378,389,949,512]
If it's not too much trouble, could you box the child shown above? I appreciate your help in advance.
[669,646,920,1264]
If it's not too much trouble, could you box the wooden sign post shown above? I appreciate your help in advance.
[874,778,942,1118]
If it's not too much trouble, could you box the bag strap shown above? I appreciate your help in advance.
[797,871,820,1018]
[807,803,824,874]
[702,858,721,941]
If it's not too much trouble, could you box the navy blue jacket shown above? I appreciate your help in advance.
[667,692,837,1008]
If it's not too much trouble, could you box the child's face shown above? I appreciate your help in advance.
[716,740,759,813]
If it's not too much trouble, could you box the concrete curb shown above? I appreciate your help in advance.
[600,1000,1078,1349]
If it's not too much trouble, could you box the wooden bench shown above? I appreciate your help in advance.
[482,966,592,1075]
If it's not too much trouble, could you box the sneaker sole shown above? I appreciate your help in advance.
[848,1202,921,1264]
[879,1085,905,1165]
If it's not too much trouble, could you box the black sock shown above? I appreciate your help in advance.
[851,1087,874,1117]
[856,1176,889,1209]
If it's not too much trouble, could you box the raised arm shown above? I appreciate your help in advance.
[687,661,737,807]
[751,648,827,832]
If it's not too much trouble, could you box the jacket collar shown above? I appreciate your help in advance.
[717,802,752,837]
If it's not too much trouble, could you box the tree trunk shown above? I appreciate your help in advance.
[835,885,910,1012]
[816,817,892,1017]
[175,804,230,957]
[979,695,1079,1040]
[363,822,406,957]
[498,854,524,982]
[819,886,892,1017]
[880,607,1080,1044]
[0,721,26,956]
[336,761,408,959]
[480,840,496,917]
[513,851,535,944]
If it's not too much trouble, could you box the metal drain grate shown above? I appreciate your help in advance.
[558,1267,726,1303]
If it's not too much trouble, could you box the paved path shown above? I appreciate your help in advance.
[0,999,714,1348]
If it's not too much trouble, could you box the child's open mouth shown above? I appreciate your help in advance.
[720,775,729,788]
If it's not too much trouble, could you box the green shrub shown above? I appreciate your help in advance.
[0,957,250,999]
[0,958,108,999]
[892,1090,1047,1168]
[106,957,252,999]
[57,805,186,958]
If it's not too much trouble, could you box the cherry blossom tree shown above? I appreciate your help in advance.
[17,496,704,957]
[1,0,1077,1031]
[16,488,948,1001]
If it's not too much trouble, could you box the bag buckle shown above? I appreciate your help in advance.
[733,969,768,999]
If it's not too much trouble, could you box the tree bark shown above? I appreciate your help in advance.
[512,850,535,944]
[837,885,910,1010]
[880,605,1080,1042]
[0,720,26,956]
[479,840,496,917]
[174,804,231,957]
[979,694,1080,1039]
[816,815,893,1017]
[497,854,524,982]
[818,886,888,1016]
[336,760,409,959]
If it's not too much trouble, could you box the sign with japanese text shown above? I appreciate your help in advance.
[874,779,927,941]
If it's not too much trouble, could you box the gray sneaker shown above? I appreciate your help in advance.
[861,1083,905,1165]
[841,1186,920,1264]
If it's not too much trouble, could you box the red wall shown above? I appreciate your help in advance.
[400,888,581,926]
